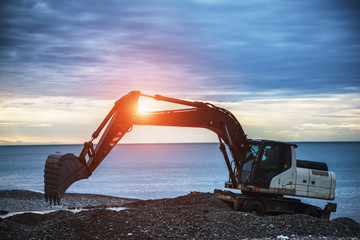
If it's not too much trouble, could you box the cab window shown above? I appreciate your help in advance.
[261,144,291,171]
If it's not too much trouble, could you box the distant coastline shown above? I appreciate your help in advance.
[1,140,360,147]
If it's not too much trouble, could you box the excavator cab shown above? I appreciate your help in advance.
[239,141,293,188]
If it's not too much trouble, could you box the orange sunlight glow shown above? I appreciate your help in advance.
[137,98,154,114]
[137,96,184,114]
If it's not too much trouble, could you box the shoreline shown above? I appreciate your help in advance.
[1,190,359,239]
[0,190,137,214]
[0,190,132,219]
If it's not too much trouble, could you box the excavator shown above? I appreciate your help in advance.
[44,91,337,218]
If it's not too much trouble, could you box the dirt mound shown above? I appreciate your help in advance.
[125,191,231,211]
[1,190,359,239]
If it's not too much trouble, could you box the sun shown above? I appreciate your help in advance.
[137,98,155,114]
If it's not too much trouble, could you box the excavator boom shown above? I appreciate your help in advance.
[44,91,248,204]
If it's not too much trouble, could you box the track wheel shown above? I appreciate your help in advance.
[233,199,246,211]
[243,200,265,216]
[304,206,319,218]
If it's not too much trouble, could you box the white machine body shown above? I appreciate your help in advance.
[269,146,336,200]
[236,145,336,200]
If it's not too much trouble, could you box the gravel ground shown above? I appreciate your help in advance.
[0,190,359,239]
[0,190,135,213]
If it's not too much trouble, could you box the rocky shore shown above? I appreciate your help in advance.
[0,190,359,239]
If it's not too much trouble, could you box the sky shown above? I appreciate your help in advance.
[0,0,359,145]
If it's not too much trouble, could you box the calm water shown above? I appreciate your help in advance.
[0,142,359,221]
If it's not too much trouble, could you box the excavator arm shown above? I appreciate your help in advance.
[44,91,248,204]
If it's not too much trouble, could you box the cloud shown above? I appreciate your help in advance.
[299,123,360,131]
[0,122,51,127]
[0,1,359,143]
[208,92,360,140]
[1,91,358,144]
[1,0,359,100]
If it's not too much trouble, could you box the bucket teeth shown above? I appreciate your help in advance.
[44,153,89,205]
[44,192,60,206]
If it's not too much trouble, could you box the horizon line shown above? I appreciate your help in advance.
[1,140,360,147]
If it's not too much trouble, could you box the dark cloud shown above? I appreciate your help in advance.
[0,0,359,100]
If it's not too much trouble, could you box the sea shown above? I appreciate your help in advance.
[0,142,359,221]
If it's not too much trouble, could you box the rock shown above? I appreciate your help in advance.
[0,210,8,215]
[276,235,289,240]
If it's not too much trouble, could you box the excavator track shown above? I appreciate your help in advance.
[44,153,89,205]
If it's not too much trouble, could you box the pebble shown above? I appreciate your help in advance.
[0,222,9,231]
[0,190,359,239]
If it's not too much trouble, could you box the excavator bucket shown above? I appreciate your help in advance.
[44,153,89,205]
